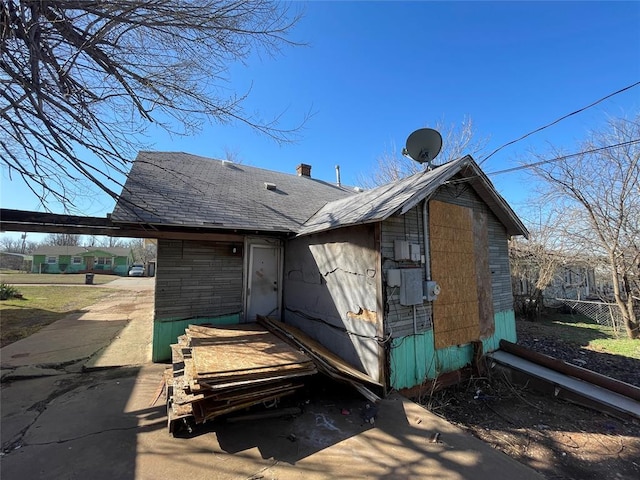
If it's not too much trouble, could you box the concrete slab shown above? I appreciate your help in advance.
[1,365,64,381]
[1,366,543,480]
[102,277,155,290]
[84,291,154,369]
[0,289,153,374]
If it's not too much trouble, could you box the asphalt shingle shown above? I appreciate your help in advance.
[111,152,356,233]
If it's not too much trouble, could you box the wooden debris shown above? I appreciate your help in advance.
[257,315,382,403]
[167,323,316,432]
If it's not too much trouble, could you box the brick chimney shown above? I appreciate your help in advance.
[296,163,312,177]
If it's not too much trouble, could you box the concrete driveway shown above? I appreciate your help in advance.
[0,282,543,480]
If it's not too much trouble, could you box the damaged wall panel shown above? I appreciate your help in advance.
[284,224,382,382]
[473,209,495,338]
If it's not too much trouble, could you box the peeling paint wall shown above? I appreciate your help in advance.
[284,224,383,381]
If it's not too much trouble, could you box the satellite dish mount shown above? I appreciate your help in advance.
[402,128,443,170]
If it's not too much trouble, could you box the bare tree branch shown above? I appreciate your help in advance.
[1,0,304,209]
[529,114,640,338]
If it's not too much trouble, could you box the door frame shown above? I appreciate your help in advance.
[243,237,283,322]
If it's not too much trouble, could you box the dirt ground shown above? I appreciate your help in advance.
[424,320,640,480]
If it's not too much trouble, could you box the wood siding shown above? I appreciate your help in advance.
[381,207,432,338]
[155,239,244,320]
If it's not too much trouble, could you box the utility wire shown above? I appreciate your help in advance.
[478,81,640,166]
[445,139,640,185]
[487,139,640,176]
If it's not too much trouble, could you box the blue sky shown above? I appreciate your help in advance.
[2,1,639,243]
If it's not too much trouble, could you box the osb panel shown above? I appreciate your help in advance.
[473,210,495,338]
[429,200,480,350]
[435,325,479,349]
[189,325,310,376]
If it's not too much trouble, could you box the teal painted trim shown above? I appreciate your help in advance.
[435,343,474,373]
[389,310,517,390]
[482,310,517,353]
[152,314,240,362]
[390,330,437,390]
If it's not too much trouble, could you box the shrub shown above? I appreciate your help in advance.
[0,283,21,300]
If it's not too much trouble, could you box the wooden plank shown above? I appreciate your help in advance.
[473,210,494,338]
[258,316,382,388]
[187,324,311,376]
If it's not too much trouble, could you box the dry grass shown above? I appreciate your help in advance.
[0,286,122,347]
[0,270,117,285]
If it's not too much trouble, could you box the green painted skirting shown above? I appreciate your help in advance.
[390,309,517,390]
[152,314,240,362]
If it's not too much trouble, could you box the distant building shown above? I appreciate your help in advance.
[31,246,133,276]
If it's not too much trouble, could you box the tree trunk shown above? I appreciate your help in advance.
[622,274,639,339]
[611,263,639,339]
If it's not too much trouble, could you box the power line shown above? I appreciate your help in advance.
[445,139,640,185]
[486,139,640,176]
[478,81,640,166]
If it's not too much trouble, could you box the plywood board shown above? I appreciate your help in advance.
[429,200,481,349]
[188,324,311,376]
[167,322,317,430]
[258,316,383,388]
[473,210,494,338]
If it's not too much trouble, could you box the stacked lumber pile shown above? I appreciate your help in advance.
[258,316,382,403]
[168,323,316,432]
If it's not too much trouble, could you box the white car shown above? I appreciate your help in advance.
[128,266,145,277]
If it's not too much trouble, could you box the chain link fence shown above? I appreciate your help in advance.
[555,298,624,334]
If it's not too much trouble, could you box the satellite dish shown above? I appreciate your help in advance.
[403,128,443,168]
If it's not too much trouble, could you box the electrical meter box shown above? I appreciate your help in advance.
[400,268,423,305]
[394,240,410,260]
[409,243,421,262]
[387,269,401,287]
[394,240,422,262]
[423,280,441,301]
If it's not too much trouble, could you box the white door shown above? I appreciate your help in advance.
[247,245,280,320]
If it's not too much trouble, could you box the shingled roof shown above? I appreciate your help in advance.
[297,156,529,238]
[111,152,356,234]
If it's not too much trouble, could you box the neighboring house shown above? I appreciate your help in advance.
[0,252,32,271]
[31,246,133,275]
[544,263,597,303]
[510,248,599,308]
[111,151,528,393]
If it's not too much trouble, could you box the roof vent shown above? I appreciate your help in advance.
[354,187,363,193]
[264,182,277,191]
[222,160,233,167]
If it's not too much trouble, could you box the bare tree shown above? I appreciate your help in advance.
[530,115,640,338]
[43,233,83,246]
[1,1,303,208]
[358,116,488,187]
[0,235,36,253]
[128,238,156,264]
[509,208,567,319]
[86,235,128,248]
